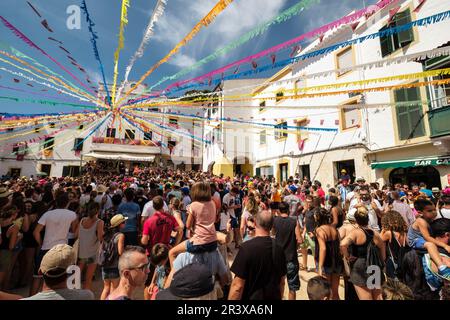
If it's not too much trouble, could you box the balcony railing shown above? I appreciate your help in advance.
[92,137,159,147]
[428,105,450,138]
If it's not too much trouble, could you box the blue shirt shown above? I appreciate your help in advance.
[118,201,141,232]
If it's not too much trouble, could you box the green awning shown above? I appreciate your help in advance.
[371,156,450,169]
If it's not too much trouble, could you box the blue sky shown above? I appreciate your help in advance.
[0,0,375,114]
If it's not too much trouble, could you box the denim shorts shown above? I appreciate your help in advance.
[78,255,97,265]
[286,261,300,291]
[230,217,239,229]
[186,240,218,254]
[422,254,443,291]
[102,267,120,280]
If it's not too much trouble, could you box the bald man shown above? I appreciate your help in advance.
[228,210,287,300]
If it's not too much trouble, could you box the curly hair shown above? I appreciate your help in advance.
[381,210,408,234]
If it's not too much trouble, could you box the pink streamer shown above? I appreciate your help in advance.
[166,0,398,91]
[0,16,97,97]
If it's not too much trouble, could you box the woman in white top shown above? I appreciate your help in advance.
[77,201,104,291]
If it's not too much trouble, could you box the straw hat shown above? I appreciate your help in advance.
[0,187,11,198]
[110,214,128,228]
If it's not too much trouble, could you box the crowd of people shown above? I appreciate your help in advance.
[0,165,449,300]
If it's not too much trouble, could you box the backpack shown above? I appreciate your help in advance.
[98,233,119,268]
[387,231,411,280]
[363,229,385,270]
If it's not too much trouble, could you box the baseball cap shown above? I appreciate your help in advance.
[341,169,347,173]
[289,185,298,193]
[356,176,365,182]
[156,263,214,300]
[40,244,76,277]
[431,187,440,193]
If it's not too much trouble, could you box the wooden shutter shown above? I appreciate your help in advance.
[395,9,414,46]
[394,87,425,140]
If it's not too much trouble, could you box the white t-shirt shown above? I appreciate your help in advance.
[141,200,169,218]
[95,194,112,213]
[38,209,77,250]
[348,200,382,232]
[438,207,450,219]
[222,193,236,218]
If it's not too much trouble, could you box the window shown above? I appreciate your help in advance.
[341,101,361,130]
[12,144,19,154]
[35,127,40,133]
[259,100,266,112]
[106,128,116,138]
[336,47,354,76]
[168,139,177,148]
[41,164,51,176]
[49,122,55,128]
[394,86,425,140]
[73,138,84,151]
[62,166,80,177]
[260,130,266,145]
[298,164,310,180]
[78,124,84,130]
[295,119,309,141]
[380,9,414,57]
[275,121,288,140]
[169,118,178,126]
[125,129,135,140]
[7,127,14,132]
[276,91,284,103]
[144,132,153,141]
[42,137,54,150]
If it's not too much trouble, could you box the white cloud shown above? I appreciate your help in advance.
[170,54,197,68]
[153,0,288,65]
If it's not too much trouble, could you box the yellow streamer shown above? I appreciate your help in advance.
[111,0,131,106]
[117,0,234,106]
[0,53,107,108]
[122,70,450,108]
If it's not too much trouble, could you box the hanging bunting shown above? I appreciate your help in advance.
[388,6,401,24]
[80,0,112,105]
[48,37,63,45]
[0,96,100,109]
[111,0,131,106]
[290,45,300,58]
[158,11,450,96]
[41,20,54,32]
[150,0,396,94]
[117,0,235,106]
[147,0,324,93]
[0,16,97,97]
[27,1,42,17]
[414,0,427,13]
[116,0,168,102]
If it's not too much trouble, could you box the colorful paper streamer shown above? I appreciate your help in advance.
[117,0,234,106]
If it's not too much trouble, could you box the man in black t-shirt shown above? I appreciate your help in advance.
[273,202,303,300]
[229,210,287,300]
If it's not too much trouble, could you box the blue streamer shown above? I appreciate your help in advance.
[126,9,450,104]
[72,113,111,150]
[124,112,212,144]
[80,0,111,106]
[120,114,167,148]
[133,108,338,132]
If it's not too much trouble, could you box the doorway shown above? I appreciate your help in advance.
[279,163,288,182]
[298,164,310,181]
[40,164,52,176]
[389,166,441,188]
[334,160,356,184]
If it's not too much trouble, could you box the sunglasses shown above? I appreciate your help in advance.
[128,263,150,273]
[247,226,255,231]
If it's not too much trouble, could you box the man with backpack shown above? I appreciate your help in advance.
[228,210,287,300]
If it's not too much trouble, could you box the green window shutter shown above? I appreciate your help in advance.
[395,87,425,140]
[395,9,414,46]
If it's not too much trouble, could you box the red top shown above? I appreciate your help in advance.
[142,211,179,255]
